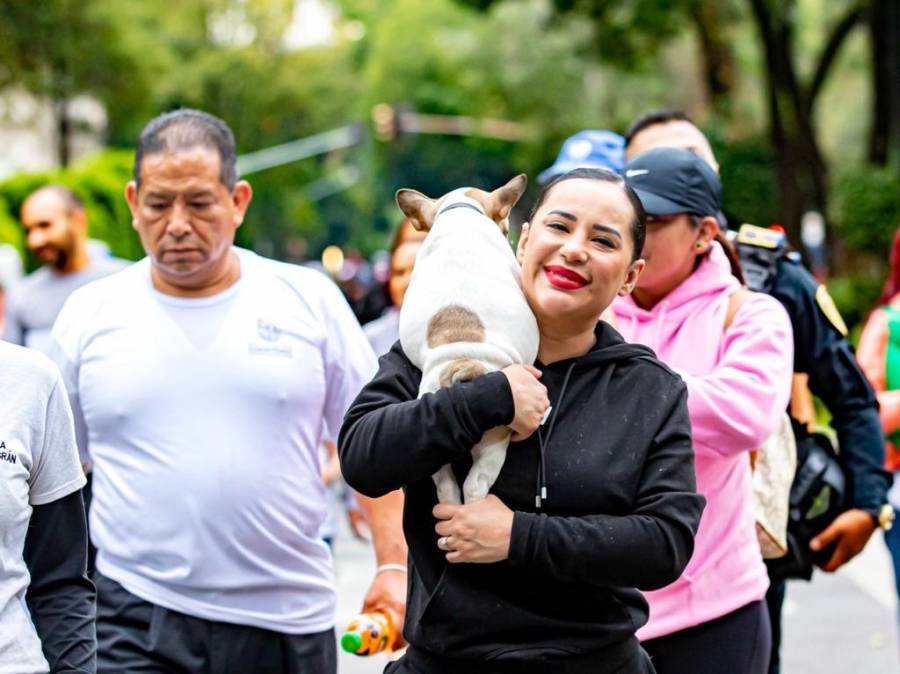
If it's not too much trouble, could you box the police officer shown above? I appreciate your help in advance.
[622,110,894,674]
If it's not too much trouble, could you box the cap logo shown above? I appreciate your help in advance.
[625,169,649,178]
[568,139,593,160]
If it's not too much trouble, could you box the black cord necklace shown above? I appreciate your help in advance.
[535,361,576,508]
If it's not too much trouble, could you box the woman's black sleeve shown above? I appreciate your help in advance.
[24,489,96,674]
[338,342,515,497]
[508,383,706,590]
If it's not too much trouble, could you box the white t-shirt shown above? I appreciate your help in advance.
[0,342,85,674]
[50,249,377,634]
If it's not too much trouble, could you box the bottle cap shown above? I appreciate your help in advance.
[340,632,363,653]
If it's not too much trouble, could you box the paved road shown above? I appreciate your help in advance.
[332,525,899,674]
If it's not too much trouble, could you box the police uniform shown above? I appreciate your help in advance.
[735,224,893,674]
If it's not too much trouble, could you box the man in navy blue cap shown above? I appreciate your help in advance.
[538,130,625,184]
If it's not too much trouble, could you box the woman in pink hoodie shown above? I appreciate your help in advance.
[614,148,794,674]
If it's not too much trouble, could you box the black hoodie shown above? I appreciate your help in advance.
[339,321,705,674]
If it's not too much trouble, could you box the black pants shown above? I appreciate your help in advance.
[642,600,771,674]
[765,578,786,674]
[83,472,96,575]
[384,644,656,674]
[95,573,336,674]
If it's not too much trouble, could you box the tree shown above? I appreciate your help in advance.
[691,0,740,117]
[457,0,693,70]
[746,0,869,244]
[866,0,900,167]
[0,0,147,166]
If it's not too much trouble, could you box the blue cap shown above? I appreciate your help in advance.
[538,130,626,184]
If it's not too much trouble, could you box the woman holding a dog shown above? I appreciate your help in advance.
[613,148,794,674]
[340,168,704,674]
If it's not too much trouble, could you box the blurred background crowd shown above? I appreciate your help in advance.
[0,0,897,335]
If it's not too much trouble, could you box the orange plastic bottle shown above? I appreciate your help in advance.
[340,610,398,656]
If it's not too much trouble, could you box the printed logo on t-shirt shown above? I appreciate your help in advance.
[257,319,282,342]
[250,318,293,357]
[0,440,16,464]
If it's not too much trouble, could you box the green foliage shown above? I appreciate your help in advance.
[824,165,900,330]
[0,196,23,259]
[710,132,779,227]
[358,0,641,240]
[0,150,142,270]
[832,166,900,253]
[0,0,152,163]
[457,0,693,69]
[825,273,883,333]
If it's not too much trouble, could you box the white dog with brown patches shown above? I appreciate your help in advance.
[396,175,539,505]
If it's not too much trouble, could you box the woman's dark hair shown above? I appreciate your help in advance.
[528,168,646,262]
[687,214,745,284]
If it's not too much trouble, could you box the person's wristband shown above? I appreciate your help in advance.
[376,563,408,575]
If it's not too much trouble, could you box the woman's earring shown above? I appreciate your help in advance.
[695,241,704,249]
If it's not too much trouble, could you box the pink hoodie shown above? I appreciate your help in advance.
[612,242,793,640]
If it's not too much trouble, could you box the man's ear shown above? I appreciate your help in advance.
[231,180,253,228]
[396,189,436,232]
[69,207,88,236]
[490,174,528,223]
[618,258,646,296]
[516,222,530,265]
[124,182,139,231]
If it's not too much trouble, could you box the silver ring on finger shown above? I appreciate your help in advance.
[438,536,450,549]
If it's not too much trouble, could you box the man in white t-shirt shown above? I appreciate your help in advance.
[0,341,95,673]
[50,109,403,673]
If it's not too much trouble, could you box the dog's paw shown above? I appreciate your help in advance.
[437,484,462,505]
[433,472,462,505]
[463,475,491,504]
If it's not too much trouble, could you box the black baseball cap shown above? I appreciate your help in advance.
[623,147,722,217]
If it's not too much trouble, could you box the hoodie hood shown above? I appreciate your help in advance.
[614,241,738,325]
[612,242,739,352]
[542,317,660,370]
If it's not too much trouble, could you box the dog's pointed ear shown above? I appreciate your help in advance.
[396,189,436,232]
[490,174,528,225]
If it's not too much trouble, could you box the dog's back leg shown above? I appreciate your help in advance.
[417,366,463,505]
[463,426,511,503]
[433,465,462,505]
[427,357,490,505]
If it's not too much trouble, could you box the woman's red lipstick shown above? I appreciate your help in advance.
[544,265,588,290]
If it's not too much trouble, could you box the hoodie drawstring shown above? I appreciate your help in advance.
[535,361,577,509]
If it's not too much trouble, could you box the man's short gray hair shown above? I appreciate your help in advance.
[134,109,238,189]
